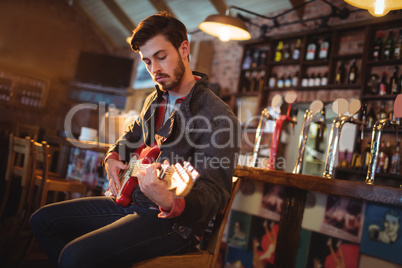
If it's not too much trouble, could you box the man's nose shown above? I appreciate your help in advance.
[151,62,161,75]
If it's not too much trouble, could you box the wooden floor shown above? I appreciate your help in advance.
[0,216,52,268]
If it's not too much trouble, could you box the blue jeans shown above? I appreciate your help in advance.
[29,196,198,268]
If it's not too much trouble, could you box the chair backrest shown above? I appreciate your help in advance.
[5,133,32,187]
[203,177,241,264]
[15,123,40,141]
[29,141,51,208]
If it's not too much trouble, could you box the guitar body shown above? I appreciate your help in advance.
[116,145,161,207]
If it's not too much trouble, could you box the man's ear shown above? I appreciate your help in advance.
[179,40,190,59]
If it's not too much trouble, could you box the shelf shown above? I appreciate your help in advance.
[268,60,300,66]
[301,59,329,66]
[361,94,398,101]
[335,167,402,181]
[332,53,363,60]
[366,58,402,66]
[263,84,361,92]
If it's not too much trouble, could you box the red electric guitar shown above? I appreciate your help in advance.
[105,144,199,207]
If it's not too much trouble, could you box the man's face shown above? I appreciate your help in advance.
[139,34,185,92]
[384,214,400,238]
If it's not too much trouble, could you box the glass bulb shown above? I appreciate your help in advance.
[368,0,391,17]
[218,26,231,42]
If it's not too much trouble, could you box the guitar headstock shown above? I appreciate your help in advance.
[161,161,199,198]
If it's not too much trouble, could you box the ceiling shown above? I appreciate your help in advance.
[72,0,298,49]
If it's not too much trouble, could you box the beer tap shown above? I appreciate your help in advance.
[267,90,298,170]
[323,98,363,179]
[250,94,282,167]
[365,94,402,185]
[293,100,325,174]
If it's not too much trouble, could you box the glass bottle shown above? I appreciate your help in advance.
[351,139,362,169]
[283,43,291,61]
[376,140,386,173]
[275,41,283,62]
[373,31,383,61]
[379,72,388,96]
[277,74,285,88]
[321,72,328,86]
[390,65,399,95]
[383,141,392,173]
[292,39,301,60]
[269,73,277,89]
[302,73,309,87]
[362,141,371,170]
[347,59,358,84]
[284,74,292,87]
[395,29,402,59]
[315,73,321,87]
[390,141,400,175]
[309,73,315,87]
[305,37,318,61]
[242,50,253,69]
[383,30,395,60]
[367,74,379,95]
[366,105,376,129]
[292,71,299,87]
[335,62,345,85]
[318,35,331,60]
[378,102,388,120]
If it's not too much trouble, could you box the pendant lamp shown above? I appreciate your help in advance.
[344,0,402,17]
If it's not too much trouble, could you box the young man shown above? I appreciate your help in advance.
[30,11,240,267]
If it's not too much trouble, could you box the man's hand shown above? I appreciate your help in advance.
[104,158,127,196]
[137,163,174,211]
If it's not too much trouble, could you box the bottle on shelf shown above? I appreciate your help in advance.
[373,31,383,61]
[308,73,315,87]
[251,49,260,68]
[340,149,349,168]
[347,58,358,84]
[242,50,253,69]
[292,39,301,60]
[399,74,402,94]
[256,70,265,92]
[395,29,402,59]
[361,141,371,170]
[292,71,299,87]
[321,72,328,86]
[285,74,292,87]
[301,73,309,87]
[275,41,284,62]
[277,74,285,88]
[241,71,251,92]
[315,73,321,87]
[351,139,362,169]
[269,73,277,89]
[367,74,380,95]
[390,141,400,175]
[378,71,388,96]
[249,71,258,92]
[318,35,331,60]
[390,65,400,95]
[283,43,291,61]
[258,50,267,67]
[335,62,346,85]
[366,105,376,129]
[378,102,388,120]
[383,30,395,60]
[305,37,318,61]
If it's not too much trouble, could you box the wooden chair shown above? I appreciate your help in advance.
[0,134,33,220]
[31,141,87,208]
[134,177,241,268]
[15,123,40,141]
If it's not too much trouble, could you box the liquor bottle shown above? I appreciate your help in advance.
[292,39,301,60]
[390,65,399,95]
[335,62,346,85]
[383,141,392,173]
[395,29,402,59]
[378,72,388,96]
[277,74,285,88]
[351,139,362,169]
[251,49,260,68]
[315,73,321,86]
[269,73,277,89]
[378,102,388,120]
[308,73,315,87]
[340,149,349,168]
[361,141,371,170]
[249,71,258,92]
[241,71,251,92]
[366,105,376,129]
[283,43,291,61]
[242,50,253,69]
[275,41,283,62]
[284,74,292,87]
[367,74,380,95]
[376,141,386,173]
[321,72,328,86]
[383,30,395,60]
[305,37,318,61]
[318,35,331,60]
[258,50,267,67]
[390,141,400,175]
[301,74,309,87]
[373,31,383,61]
[347,59,358,84]
[256,70,265,92]
[292,71,299,87]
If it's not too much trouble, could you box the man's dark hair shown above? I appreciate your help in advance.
[130,11,188,52]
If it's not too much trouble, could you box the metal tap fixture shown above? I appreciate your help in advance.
[323,99,362,178]
[293,100,325,174]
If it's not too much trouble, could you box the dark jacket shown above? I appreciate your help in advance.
[107,71,240,235]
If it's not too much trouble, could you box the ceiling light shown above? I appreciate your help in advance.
[199,14,251,41]
[344,0,402,17]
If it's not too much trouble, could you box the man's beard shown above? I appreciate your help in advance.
[158,56,185,92]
